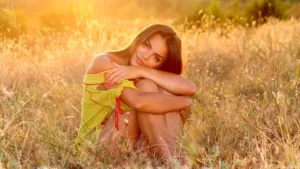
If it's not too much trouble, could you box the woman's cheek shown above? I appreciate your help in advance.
[149,62,159,69]
[130,56,138,66]
[138,46,148,53]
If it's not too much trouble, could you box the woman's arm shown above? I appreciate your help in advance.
[87,54,190,113]
[106,66,197,96]
[120,88,190,114]
[140,67,196,96]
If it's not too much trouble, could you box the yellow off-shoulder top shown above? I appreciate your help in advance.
[75,70,137,154]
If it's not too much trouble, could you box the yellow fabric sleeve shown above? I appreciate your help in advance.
[86,79,137,109]
[75,71,138,156]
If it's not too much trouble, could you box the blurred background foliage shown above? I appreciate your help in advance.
[0,0,300,37]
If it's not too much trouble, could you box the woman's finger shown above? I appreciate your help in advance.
[105,68,118,80]
[180,113,185,125]
[115,75,125,84]
[110,73,125,85]
[106,69,123,82]
[107,75,118,85]
[109,70,125,83]
[182,116,187,125]
[179,108,189,125]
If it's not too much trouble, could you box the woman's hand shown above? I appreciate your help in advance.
[105,66,145,86]
[179,106,190,125]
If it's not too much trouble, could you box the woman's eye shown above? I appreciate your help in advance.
[155,56,160,62]
[142,41,150,47]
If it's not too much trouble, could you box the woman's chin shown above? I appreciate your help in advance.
[131,62,138,66]
[130,60,140,66]
[129,60,135,66]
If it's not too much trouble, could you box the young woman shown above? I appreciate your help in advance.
[75,24,196,161]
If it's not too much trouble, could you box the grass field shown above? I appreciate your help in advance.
[0,18,300,168]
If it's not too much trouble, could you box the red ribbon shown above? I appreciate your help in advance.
[114,97,124,130]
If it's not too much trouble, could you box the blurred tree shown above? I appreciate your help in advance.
[173,0,205,28]
[227,0,242,19]
[290,2,300,18]
[245,0,290,25]
[205,0,225,19]
[174,0,292,29]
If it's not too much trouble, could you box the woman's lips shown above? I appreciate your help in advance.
[136,56,144,66]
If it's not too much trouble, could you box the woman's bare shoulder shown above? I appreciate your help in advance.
[86,53,115,74]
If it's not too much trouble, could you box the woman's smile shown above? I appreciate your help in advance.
[136,55,145,66]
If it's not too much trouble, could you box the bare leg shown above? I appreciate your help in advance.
[135,79,184,161]
[98,79,184,161]
[99,109,140,155]
[137,111,173,160]
[97,82,140,149]
[158,87,184,157]
[164,112,184,157]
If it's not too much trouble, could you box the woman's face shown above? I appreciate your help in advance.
[130,33,168,69]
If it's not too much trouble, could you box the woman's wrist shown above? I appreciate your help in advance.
[138,66,150,78]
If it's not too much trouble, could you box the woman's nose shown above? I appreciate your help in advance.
[141,53,150,60]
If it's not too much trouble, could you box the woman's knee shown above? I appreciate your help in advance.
[135,79,159,92]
